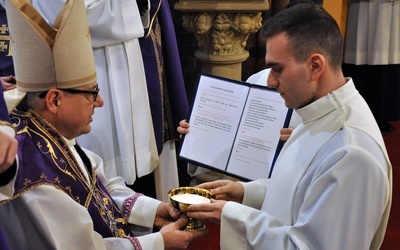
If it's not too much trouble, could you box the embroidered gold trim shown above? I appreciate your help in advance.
[16,72,97,89]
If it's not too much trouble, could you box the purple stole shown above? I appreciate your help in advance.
[6,110,132,238]
[0,5,14,77]
[139,0,189,153]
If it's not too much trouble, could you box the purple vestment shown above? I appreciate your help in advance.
[4,110,133,239]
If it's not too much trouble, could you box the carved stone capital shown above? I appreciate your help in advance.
[182,12,263,56]
[175,0,269,79]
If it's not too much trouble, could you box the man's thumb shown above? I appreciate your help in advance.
[174,215,189,230]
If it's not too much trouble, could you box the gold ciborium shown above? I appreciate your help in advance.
[168,187,215,231]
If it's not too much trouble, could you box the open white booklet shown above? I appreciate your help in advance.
[179,74,292,181]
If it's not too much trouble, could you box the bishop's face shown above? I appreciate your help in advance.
[55,83,104,139]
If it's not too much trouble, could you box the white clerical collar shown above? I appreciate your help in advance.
[296,78,357,124]
[64,137,90,182]
[64,137,77,147]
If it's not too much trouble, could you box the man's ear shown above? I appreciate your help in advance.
[45,89,61,114]
[309,53,325,80]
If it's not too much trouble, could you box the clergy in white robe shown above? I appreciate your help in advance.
[25,0,160,185]
[187,4,392,250]
[214,79,392,249]
[343,0,400,130]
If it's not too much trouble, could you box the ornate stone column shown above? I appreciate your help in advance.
[175,0,270,80]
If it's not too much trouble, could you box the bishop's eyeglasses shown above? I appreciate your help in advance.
[39,85,100,103]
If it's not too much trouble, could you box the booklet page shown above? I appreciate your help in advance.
[227,87,288,180]
[179,75,250,172]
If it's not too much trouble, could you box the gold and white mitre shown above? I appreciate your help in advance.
[4,0,96,113]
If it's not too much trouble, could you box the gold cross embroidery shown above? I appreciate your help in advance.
[0,24,11,55]
[0,24,8,34]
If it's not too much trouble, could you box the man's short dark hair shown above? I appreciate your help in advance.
[260,3,343,69]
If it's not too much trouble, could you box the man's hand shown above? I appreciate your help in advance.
[196,179,244,203]
[187,199,227,225]
[154,202,181,228]
[280,127,293,141]
[160,215,207,250]
[177,119,189,139]
[0,130,17,174]
[1,75,16,91]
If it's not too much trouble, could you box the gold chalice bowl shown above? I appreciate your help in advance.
[168,187,215,231]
